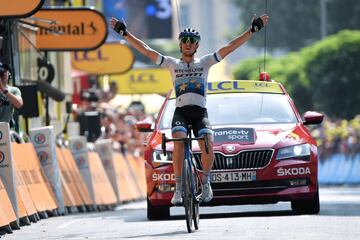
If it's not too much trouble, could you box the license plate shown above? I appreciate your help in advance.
[211,171,256,183]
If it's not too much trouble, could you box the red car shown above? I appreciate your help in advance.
[136,79,324,220]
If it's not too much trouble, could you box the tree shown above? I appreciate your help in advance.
[232,30,360,119]
[304,30,360,119]
[233,0,360,51]
[233,0,321,51]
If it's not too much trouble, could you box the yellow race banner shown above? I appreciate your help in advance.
[109,68,173,95]
[71,43,134,75]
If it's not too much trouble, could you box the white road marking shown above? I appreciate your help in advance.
[57,219,82,229]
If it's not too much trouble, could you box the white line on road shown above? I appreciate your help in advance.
[57,219,82,229]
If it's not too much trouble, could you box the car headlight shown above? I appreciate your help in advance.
[276,143,310,161]
[152,151,173,166]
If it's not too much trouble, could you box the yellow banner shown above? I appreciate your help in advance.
[170,80,283,98]
[33,7,107,51]
[207,80,283,94]
[71,43,134,75]
[109,68,173,94]
[0,0,44,17]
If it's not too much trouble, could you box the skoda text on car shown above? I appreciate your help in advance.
[136,78,324,220]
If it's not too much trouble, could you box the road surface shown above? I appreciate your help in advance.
[2,186,360,240]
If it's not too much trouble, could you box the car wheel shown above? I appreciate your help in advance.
[147,198,170,220]
[291,185,320,214]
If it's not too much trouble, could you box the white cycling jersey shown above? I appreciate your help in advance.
[156,52,222,108]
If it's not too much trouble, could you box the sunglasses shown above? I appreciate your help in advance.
[180,36,198,44]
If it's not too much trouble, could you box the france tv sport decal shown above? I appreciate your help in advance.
[213,128,255,144]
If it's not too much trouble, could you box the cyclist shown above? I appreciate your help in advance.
[110,14,269,205]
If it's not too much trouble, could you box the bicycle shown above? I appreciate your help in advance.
[161,129,209,233]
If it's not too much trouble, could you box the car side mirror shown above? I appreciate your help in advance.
[303,111,324,125]
[135,118,154,132]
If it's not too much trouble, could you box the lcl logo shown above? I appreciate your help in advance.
[225,145,236,153]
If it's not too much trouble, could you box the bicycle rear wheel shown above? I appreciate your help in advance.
[183,159,194,233]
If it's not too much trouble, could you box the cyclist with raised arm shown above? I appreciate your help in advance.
[110,14,269,205]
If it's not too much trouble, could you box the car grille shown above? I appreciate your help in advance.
[193,149,274,171]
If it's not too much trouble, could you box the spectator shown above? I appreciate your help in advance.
[0,62,23,126]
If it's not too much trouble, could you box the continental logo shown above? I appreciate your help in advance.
[33,8,107,51]
[37,22,98,36]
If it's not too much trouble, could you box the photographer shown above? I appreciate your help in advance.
[0,62,23,123]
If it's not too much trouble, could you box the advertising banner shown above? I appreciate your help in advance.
[109,68,172,94]
[0,123,18,220]
[71,43,134,74]
[95,139,119,202]
[33,7,107,51]
[29,126,65,214]
[69,136,95,202]
[0,0,44,18]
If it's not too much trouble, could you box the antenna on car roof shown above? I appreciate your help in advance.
[174,0,182,33]
[263,0,268,73]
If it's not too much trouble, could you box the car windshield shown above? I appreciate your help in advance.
[158,93,298,129]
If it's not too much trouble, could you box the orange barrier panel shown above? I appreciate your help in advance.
[60,148,93,206]
[16,191,30,221]
[126,155,146,198]
[113,152,140,202]
[0,212,8,229]
[59,168,76,208]
[22,143,58,212]
[0,176,17,227]
[88,152,117,205]
[56,147,83,207]
[11,143,43,216]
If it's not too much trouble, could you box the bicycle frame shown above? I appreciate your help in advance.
[183,140,198,202]
[162,132,208,232]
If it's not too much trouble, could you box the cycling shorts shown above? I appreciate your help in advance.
[171,105,213,137]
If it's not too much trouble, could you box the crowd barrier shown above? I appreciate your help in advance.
[0,122,147,235]
[0,176,16,233]
[319,153,360,185]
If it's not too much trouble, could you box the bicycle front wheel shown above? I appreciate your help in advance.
[183,159,194,233]
[192,165,200,230]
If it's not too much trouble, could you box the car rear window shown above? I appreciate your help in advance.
[158,93,298,129]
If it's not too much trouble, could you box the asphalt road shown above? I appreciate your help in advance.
[2,186,360,240]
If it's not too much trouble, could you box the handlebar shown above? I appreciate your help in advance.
[161,133,209,155]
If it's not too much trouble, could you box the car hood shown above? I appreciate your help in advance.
[158,123,306,153]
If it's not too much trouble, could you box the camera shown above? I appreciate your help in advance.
[0,94,9,106]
